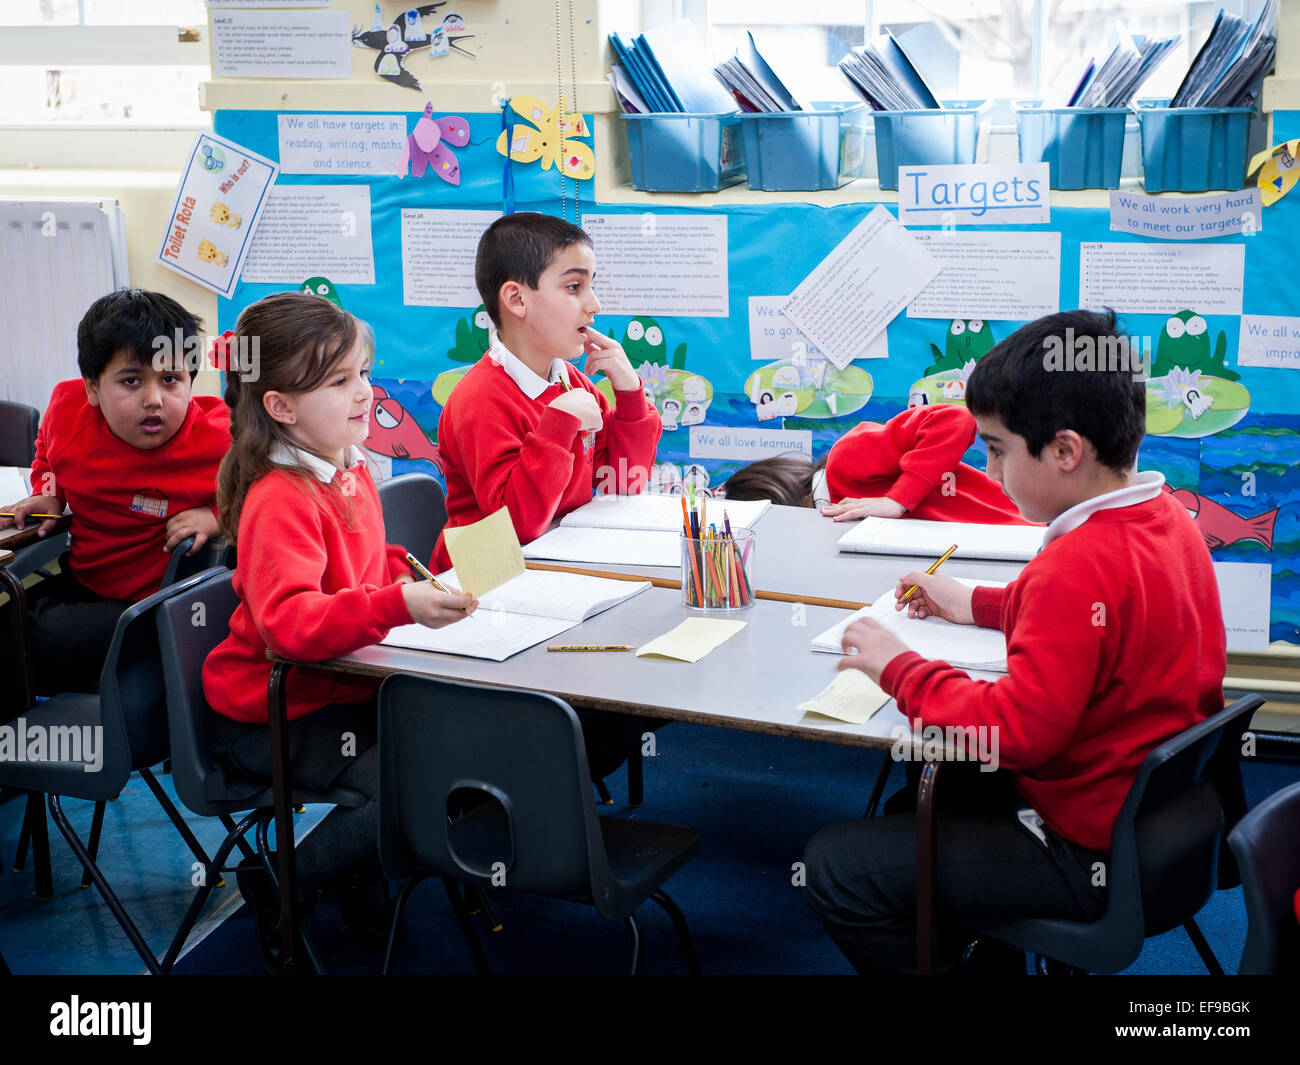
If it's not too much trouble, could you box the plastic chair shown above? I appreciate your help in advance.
[960,693,1264,974]
[0,401,39,467]
[377,673,701,975]
[376,472,447,567]
[0,568,225,974]
[1228,779,1300,975]
[155,569,367,974]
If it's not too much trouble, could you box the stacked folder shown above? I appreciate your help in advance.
[712,31,806,113]
[1170,0,1277,108]
[837,31,941,111]
[608,21,736,114]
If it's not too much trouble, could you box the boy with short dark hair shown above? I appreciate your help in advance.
[431,212,661,570]
[803,309,1226,974]
[0,290,231,719]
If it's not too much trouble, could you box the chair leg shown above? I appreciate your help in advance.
[442,877,492,974]
[19,792,53,899]
[221,814,258,862]
[161,810,261,973]
[862,755,893,819]
[80,801,107,889]
[915,761,943,976]
[593,778,613,805]
[139,768,217,879]
[1184,918,1224,976]
[255,815,326,976]
[467,885,503,932]
[382,871,431,975]
[624,913,642,975]
[649,889,701,975]
[47,794,162,975]
[266,660,305,975]
[627,746,643,807]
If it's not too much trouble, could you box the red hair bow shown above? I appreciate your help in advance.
[209,330,236,371]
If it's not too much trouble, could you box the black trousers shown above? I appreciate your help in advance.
[0,559,129,723]
[803,763,1108,974]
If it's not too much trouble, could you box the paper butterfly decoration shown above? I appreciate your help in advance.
[494,96,594,181]
[401,103,470,184]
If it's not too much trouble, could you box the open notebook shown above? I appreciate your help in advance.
[810,580,1009,673]
[522,493,771,568]
[382,568,651,661]
[837,517,1043,562]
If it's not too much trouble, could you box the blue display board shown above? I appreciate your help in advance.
[215,106,1300,642]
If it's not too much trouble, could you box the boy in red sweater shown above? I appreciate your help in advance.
[820,404,1031,525]
[0,290,230,721]
[431,212,662,571]
[803,310,1227,974]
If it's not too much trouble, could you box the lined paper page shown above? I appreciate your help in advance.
[438,567,651,622]
[838,517,1043,562]
[382,613,574,662]
[523,526,681,567]
[560,493,770,532]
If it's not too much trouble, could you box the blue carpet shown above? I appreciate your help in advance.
[2,724,1297,975]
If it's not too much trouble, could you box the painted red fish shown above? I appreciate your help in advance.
[1165,485,1278,551]
[365,384,443,471]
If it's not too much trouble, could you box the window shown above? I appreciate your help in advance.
[0,0,211,166]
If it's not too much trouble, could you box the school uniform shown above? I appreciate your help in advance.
[824,405,1031,524]
[431,341,662,571]
[803,472,1227,972]
[0,381,229,721]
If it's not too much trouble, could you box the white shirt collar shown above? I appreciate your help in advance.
[269,441,365,484]
[489,339,569,400]
[1040,469,1165,548]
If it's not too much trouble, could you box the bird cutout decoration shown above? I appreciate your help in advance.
[1247,138,1300,207]
[209,202,242,229]
[495,96,595,181]
[352,5,476,91]
[197,241,227,267]
[299,277,343,309]
[400,103,470,183]
[365,384,443,471]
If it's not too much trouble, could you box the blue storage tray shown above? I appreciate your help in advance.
[1134,99,1253,193]
[1013,100,1128,190]
[871,100,991,191]
[739,102,868,191]
[622,112,746,192]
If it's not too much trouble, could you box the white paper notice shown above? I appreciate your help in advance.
[1214,561,1271,651]
[1238,314,1300,369]
[208,1,327,7]
[278,114,407,177]
[906,232,1060,320]
[241,185,373,285]
[689,426,813,462]
[401,209,500,307]
[897,163,1050,226]
[211,10,351,79]
[748,296,887,360]
[1108,189,1262,240]
[781,206,940,370]
[583,213,728,317]
[1078,242,1244,316]
[157,132,279,298]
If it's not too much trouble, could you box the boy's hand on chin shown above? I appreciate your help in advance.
[580,327,640,391]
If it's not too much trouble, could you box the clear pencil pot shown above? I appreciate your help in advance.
[681,530,755,611]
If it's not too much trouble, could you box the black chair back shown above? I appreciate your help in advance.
[378,674,606,901]
[377,473,448,567]
[0,401,40,468]
[1229,779,1300,974]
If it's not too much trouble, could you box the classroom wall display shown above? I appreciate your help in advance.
[215,106,1300,643]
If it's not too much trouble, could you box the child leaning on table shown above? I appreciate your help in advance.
[0,290,229,723]
[802,309,1226,975]
[201,292,476,972]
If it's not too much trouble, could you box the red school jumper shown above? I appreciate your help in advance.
[28,379,231,602]
[432,355,662,571]
[202,459,412,724]
[824,404,1031,524]
[878,485,1226,852]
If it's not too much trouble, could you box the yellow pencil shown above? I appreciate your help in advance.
[901,544,958,603]
[406,551,470,613]
[0,513,61,519]
[546,645,634,652]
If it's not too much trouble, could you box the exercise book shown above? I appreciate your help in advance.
[837,517,1043,562]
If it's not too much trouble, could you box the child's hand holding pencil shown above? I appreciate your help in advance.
[0,494,64,537]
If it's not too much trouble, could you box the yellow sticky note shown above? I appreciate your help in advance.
[636,618,745,663]
[443,507,525,599]
[798,668,890,725]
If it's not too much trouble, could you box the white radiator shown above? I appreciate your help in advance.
[0,198,129,411]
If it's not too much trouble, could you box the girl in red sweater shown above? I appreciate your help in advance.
[820,404,1031,525]
[202,292,476,971]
